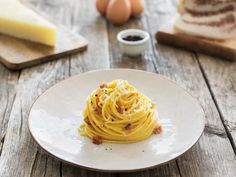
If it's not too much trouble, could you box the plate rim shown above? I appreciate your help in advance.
[28,68,205,172]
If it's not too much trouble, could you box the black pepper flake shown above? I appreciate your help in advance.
[111,119,114,122]
[142,150,145,152]
[105,148,108,150]
[123,35,143,41]
[95,94,98,97]
[110,148,112,150]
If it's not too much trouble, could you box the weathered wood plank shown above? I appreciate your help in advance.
[120,161,181,177]
[107,3,181,177]
[30,151,61,177]
[0,0,70,176]
[146,0,236,176]
[197,54,236,150]
[0,58,20,156]
[0,61,70,177]
[68,0,110,75]
[62,164,116,177]
[0,65,19,155]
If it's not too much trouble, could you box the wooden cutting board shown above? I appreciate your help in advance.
[156,19,236,61]
[0,26,88,70]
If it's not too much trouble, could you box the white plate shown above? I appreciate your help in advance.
[28,69,205,172]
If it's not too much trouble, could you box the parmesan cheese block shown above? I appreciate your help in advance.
[0,0,56,46]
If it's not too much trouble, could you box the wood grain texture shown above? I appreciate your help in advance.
[146,0,236,176]
[0,64,19,155]
[30,151,61,177]
[62,164,116,177]
[120,161,180,177]
[0,67,18,137]
[156,20,236,61]
[197,54,236,150]
[67,0,110,76]
[0,60,70,177]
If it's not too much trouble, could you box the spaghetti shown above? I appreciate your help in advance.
[79,80,162,144]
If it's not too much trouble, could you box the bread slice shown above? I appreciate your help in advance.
[175,0,236,40]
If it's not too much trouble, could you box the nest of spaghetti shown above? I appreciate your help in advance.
[79,80,162,144]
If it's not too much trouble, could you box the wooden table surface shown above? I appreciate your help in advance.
[0,0,236,176]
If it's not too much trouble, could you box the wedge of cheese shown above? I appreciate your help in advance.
[0,0,56,46]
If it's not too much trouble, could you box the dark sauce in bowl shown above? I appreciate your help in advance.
[122,35,143,42]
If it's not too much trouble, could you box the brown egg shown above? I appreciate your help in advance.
[96,0,110,16]
[130,0,144,16]
[107,0,131,25]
